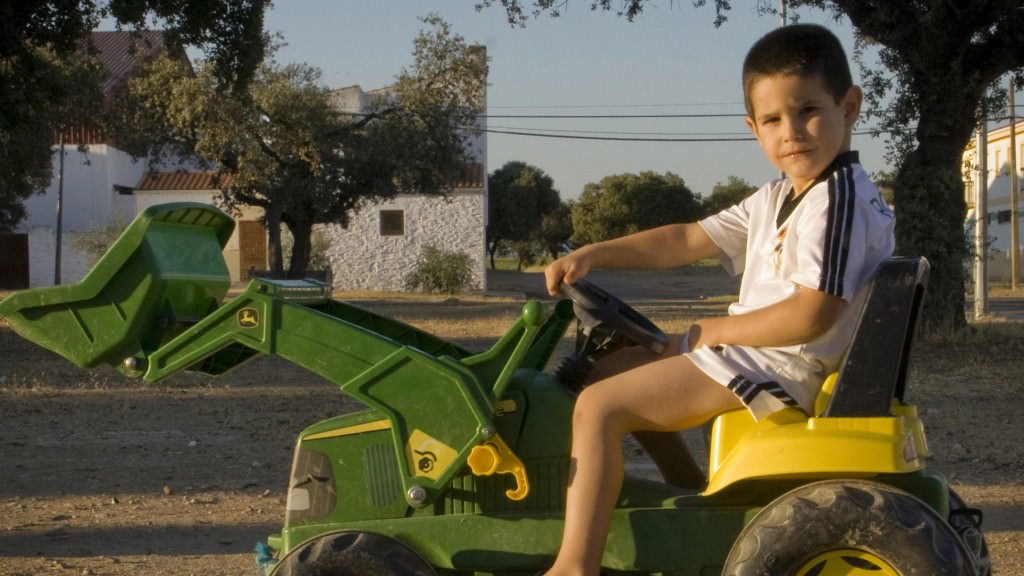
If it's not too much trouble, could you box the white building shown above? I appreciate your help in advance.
[323,64,488,292]
[963,120,1024,282]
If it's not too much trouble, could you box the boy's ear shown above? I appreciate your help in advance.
[745,115,759,138]
[843,85,863,126]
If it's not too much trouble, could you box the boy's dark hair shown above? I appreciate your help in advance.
[742,24,853,116]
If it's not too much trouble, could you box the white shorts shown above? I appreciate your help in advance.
[680,333,825,421]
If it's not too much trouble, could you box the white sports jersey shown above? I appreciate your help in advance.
[692,151,895,419]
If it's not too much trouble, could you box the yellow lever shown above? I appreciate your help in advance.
[467,434,529,501]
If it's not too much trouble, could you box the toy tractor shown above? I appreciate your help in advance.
[0,203,990,575]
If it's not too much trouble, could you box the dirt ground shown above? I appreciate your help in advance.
[0,267,1021,575]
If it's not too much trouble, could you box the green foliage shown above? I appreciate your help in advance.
[118,15,486,279]
[703,176,757,216]
[0,0,268,232]
[70,216,130,267]
[0,45,105,232]
[537,201,574,259]
[280,227,332,272]
[571,171,701,245]
[486,161,564,268]
[405,245,474,294]
[870,169,897,207]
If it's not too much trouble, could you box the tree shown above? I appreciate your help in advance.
[120,15,487,277]
[571,171,701,245]
[0,46,104,231]
[0,0,269,231]
[486,161,562,268]
[538,200,574,259]
[484,0,1024,334]
[703,176,757,216]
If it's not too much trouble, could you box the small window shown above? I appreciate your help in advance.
[380,210,405,236]
[997,210,1011,224]
[113,184,134,195]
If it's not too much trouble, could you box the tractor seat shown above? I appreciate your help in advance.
[703,257,931,494]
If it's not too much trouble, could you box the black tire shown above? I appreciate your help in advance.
[271,530,437,576]
[724,480,977,576]
[949,488,992,576]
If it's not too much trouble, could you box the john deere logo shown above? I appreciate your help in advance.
[237,308,260,329]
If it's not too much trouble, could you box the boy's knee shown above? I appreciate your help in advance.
[573,386,632,437]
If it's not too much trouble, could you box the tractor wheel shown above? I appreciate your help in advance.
[270,530,437,576]
[723,480,977,576]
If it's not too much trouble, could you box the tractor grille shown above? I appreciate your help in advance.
[364,442,402,508]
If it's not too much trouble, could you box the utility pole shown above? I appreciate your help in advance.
[779,0,786,26]
[975,121,990,319]
[55,130,66,285]
[1010,77,1020,289]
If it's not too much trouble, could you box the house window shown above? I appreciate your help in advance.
[113,184,134,195]
[380,210,405,236]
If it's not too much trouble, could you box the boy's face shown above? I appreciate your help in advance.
[745,73,862,194]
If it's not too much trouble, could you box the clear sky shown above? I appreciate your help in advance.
[263,1,891,200]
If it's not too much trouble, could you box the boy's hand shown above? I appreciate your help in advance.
[544,253,591,297]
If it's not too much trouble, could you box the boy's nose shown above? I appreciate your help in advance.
[783,118,805,141]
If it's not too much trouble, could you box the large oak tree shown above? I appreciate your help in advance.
[0,0,268,231]
[118,15,487,277]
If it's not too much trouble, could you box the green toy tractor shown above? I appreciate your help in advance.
[0,203,990,575]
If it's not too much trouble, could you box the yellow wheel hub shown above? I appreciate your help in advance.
[796,549,900,576]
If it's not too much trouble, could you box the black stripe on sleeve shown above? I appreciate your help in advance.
[820,164,856,296]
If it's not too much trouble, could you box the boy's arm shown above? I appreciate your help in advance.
[544,223,719,296]
[689,285,844,349]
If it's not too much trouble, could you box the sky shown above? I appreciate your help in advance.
[262,1,891,201]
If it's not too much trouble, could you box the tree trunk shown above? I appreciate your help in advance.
[266,205,285,275]
[893,94,980,336]
[286,219,313,279]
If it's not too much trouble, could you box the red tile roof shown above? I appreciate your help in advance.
[450,162,485,189]
[85,30,172,95]
[135,171,231,191]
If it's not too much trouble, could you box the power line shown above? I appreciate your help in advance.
[480,113,748,119]
[480,128,756,142]
[477,127,894,143]
[487,101,743,110]
[486,124,753,137]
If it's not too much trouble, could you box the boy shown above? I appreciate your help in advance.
[540,24,895,575]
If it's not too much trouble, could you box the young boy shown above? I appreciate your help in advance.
[540,24,896,575]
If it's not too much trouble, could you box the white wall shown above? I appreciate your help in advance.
[323,191,486,292]
[21,144,145,235]
[27,227,92,287]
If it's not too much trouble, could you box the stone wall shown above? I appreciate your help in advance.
[322,190,486,292]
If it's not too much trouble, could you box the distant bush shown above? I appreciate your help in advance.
[405,245,473,294]
[70,216,129,267]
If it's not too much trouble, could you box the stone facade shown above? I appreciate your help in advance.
[322,190,486,292]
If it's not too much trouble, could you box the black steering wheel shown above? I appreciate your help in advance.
[560,278,668,355]
[554,279,668,392]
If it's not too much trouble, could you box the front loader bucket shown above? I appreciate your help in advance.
[0,202,234,372]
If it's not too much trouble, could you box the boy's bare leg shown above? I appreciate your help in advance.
[588,342,707,489]
[545,345,742,576]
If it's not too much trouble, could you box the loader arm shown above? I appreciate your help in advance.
[0,202,572,507]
